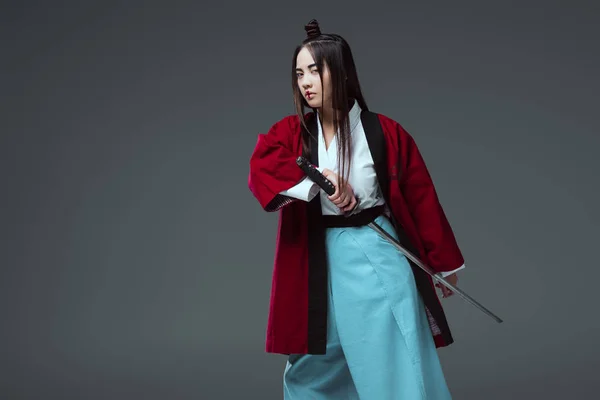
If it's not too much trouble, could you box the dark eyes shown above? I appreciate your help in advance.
[296,69,319,77]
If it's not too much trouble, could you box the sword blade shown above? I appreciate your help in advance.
[367,221,503,324]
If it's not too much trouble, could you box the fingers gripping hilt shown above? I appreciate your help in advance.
[296,156,336,195]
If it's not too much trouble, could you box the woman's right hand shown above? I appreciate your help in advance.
[322,169,357,212]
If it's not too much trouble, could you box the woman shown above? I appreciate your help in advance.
[248,19,465,399]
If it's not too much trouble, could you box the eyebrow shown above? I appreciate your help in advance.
[295,63,318,72]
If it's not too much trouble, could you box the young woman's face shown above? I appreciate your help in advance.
[296,46,331,110]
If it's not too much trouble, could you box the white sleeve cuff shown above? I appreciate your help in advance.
[439,263,465,277]
[279,176,320,202]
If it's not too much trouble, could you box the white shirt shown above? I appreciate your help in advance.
[280,100,464,277]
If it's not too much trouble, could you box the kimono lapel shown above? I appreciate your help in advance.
[360,110,390,200]
[303,112,328,354]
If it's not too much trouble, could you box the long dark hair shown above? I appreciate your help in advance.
[291,19,368,193]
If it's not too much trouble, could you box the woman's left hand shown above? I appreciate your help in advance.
[436,273,458,298]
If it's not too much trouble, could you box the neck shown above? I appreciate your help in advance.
[318,106,335,128]
[318,98,355,125]
[317,99,355,135]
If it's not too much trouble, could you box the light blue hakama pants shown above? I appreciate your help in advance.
[283,215,452,399]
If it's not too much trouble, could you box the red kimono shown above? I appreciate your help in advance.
[248,109,465,355]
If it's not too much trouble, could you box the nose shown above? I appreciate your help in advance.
[300,75,311,89]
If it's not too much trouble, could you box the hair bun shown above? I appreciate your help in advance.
[305,19,321,39]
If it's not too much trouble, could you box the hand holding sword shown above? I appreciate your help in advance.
[320,168,359,213]
[296,156,503,324]
[437,273,458,298]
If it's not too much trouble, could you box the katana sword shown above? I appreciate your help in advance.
[296,156,503,324]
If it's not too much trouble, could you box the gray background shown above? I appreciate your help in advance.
[2,0,598,399]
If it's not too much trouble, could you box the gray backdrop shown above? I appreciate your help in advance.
[2,0,598,399]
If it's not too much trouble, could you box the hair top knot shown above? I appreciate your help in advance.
[305,19,321,39]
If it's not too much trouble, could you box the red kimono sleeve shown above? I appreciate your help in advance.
[398,127,465,273]
[248,116,306,212]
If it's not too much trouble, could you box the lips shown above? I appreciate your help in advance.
[306,91,315,99]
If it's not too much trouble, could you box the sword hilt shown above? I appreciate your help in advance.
[296,156,336,196]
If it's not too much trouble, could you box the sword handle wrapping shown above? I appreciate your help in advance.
[296,156,336,196]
